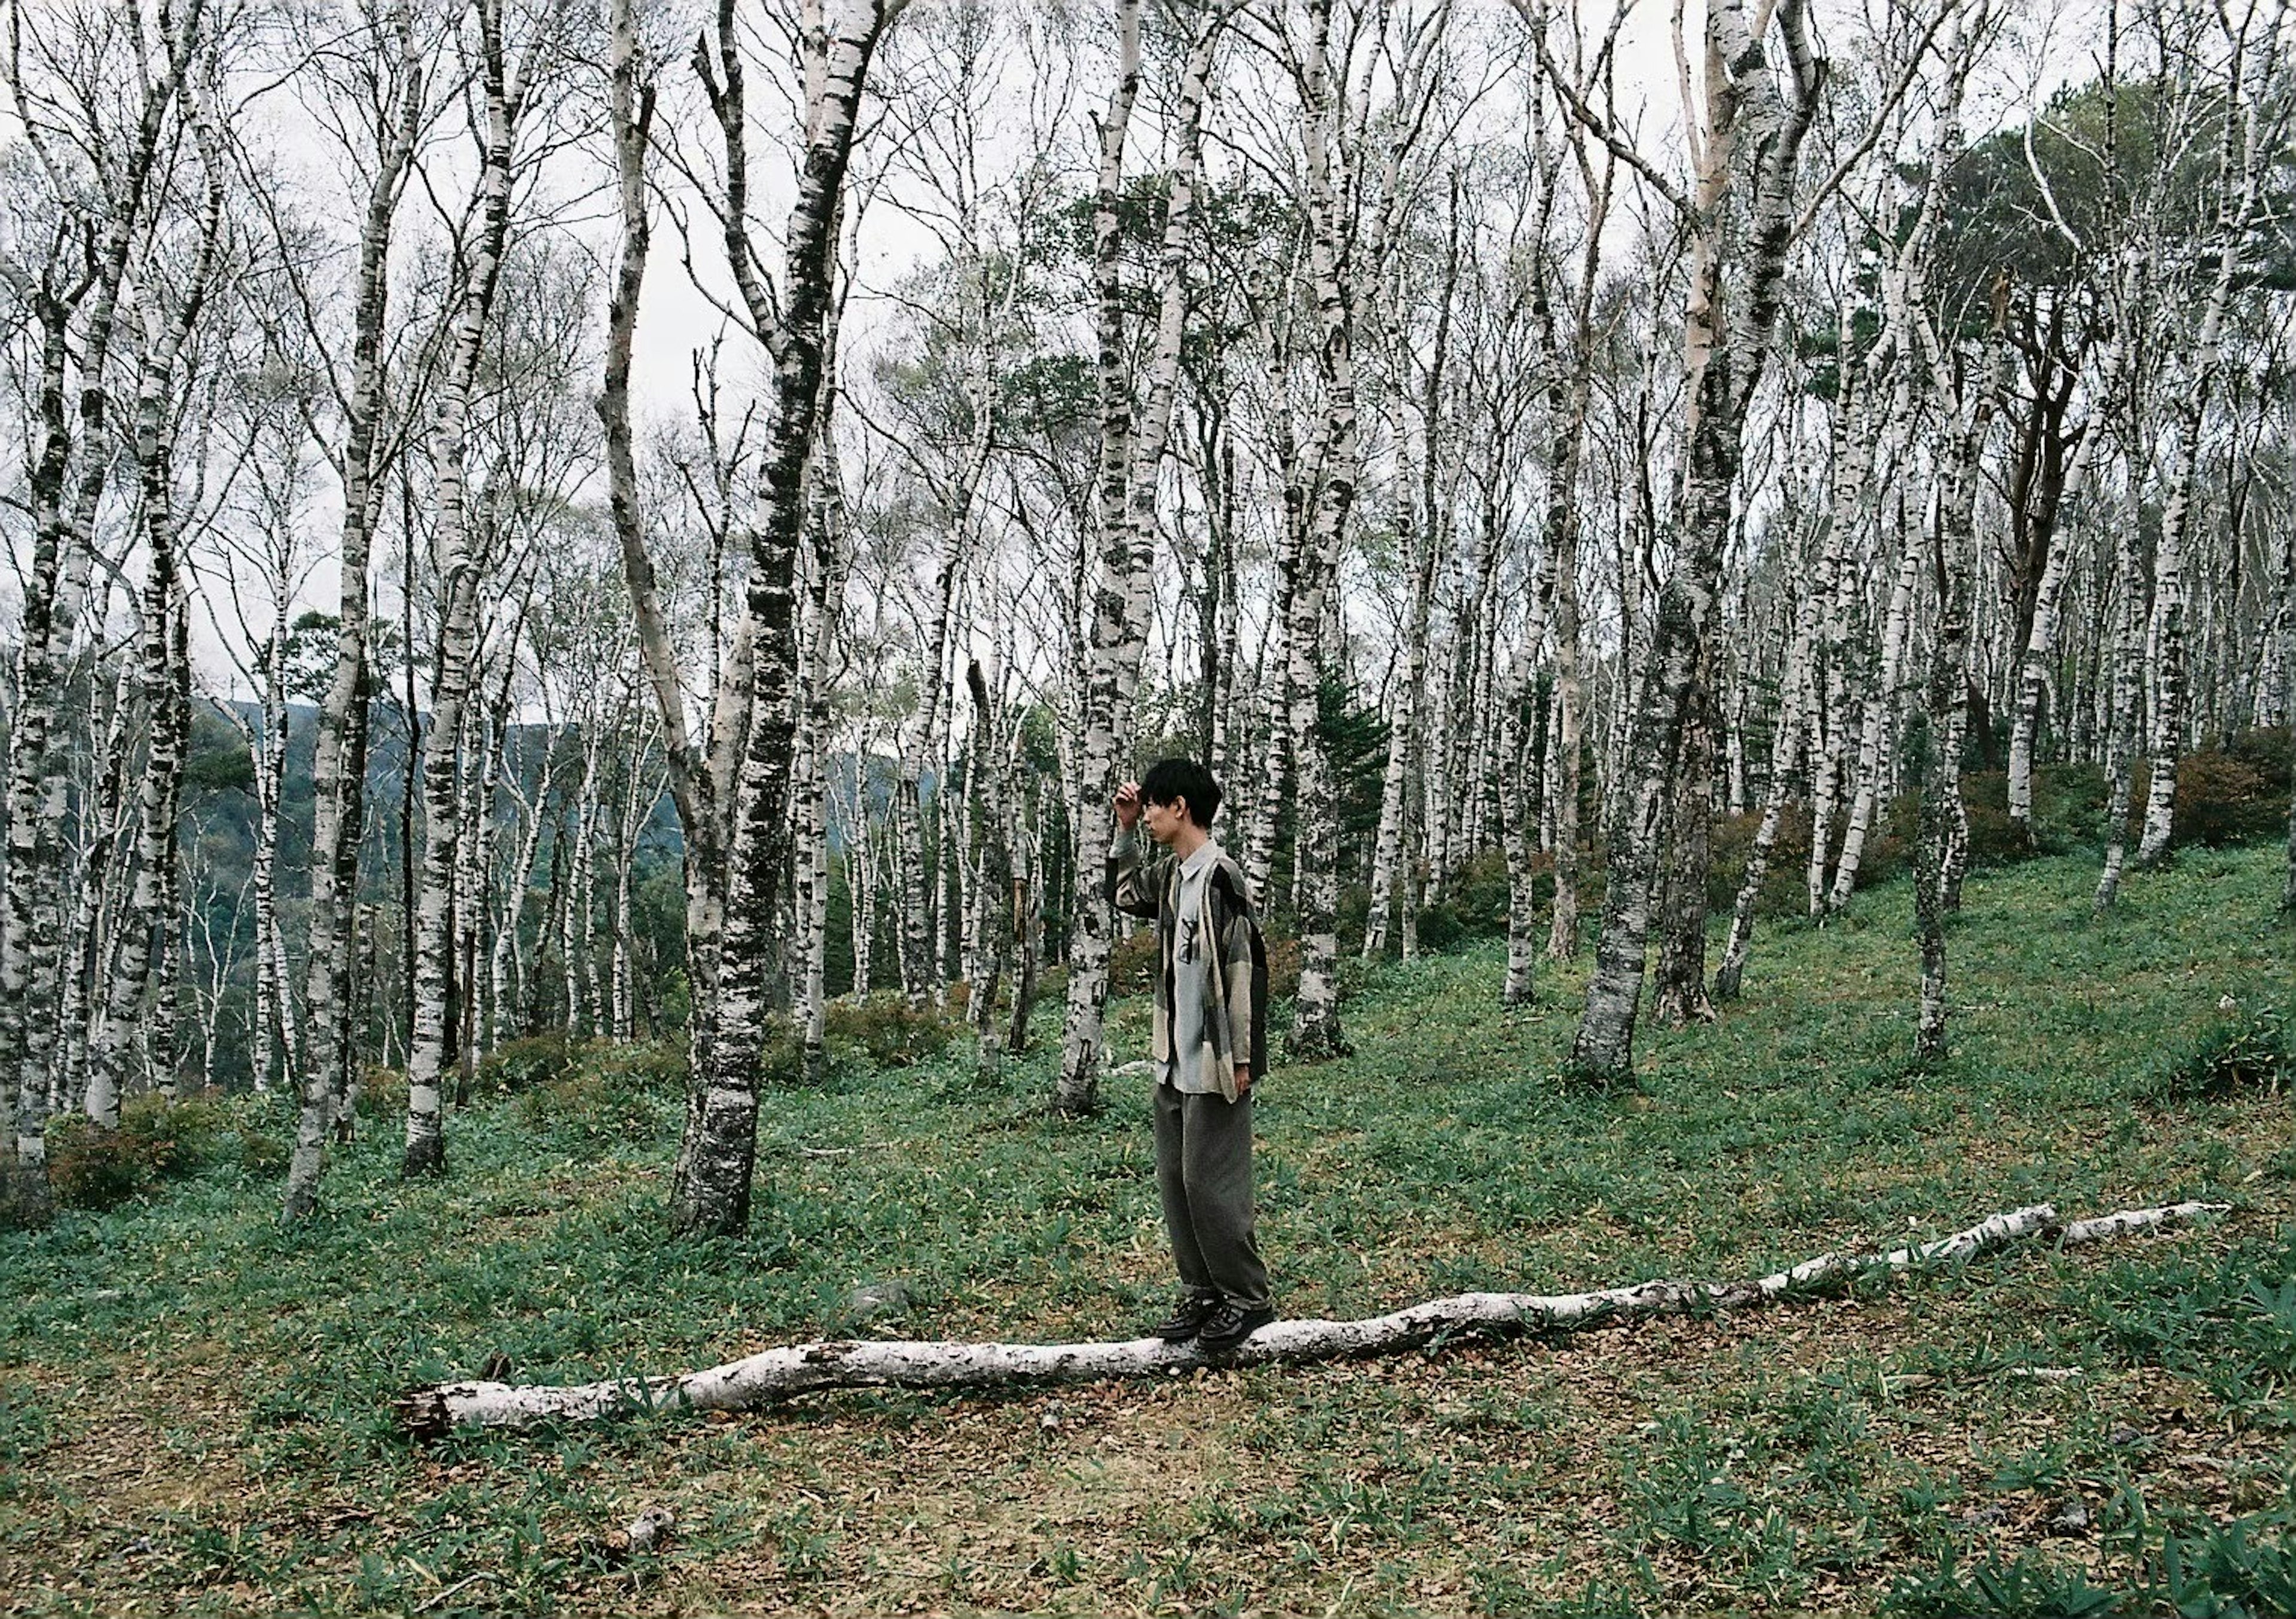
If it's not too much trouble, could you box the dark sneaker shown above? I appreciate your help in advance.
[1151,1292,1221,1342]
[1195,1300,1275,1353]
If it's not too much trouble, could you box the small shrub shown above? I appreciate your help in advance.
[1707,805,1815,917]
[236,1131,290,1178]
[824,994,955,1068]
[1408,848,1520,947]
[474,1033,579,1096]
[512,1040,683,1144]
[755,1015,810,1087]
[1110,928,1159,997]
[45,1117,158,1211]
[46,1093,230,1211]
[2153,1002,2291,1102]
[1263,930,1302,1002]
[2031,762,2108,850]
[1958,772,2028,867]
[1448,847,1513,936]
[2173,746,2283,849]
[1412,900,1465,953]
[355,1067,407,1120]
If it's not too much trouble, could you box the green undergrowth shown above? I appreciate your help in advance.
[3,847,2294,1617]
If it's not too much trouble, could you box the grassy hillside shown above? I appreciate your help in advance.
[5,847,2294,1616]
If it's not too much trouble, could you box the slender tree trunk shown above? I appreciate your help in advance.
[2282,524,2295,912]
[2138,22,2275,864]
[963,662,1013,1076]
[1916,415,1986,1059]
[404,0,524,1178]
[89,140,224,1123]
[1652,647,1717,1026]
[668,0,892,1235]
[1562,0,1821,1084]
[1054,2,1225,1111]
[2094,500,2148,912]
[490,734,556,1049]
[284,0,420,1217]
[1829,515,1919,911]
[1714,566,1814,1001]
[796,425,854,1083]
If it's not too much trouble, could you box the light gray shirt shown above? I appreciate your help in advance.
[1162,839,1223,1093]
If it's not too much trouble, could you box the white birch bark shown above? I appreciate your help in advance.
[403,0,529,1178]
[2093,500,2149,911]
[1286,0,1390,1058]
[2283,524,2296,911]
[285,0,422,1220]
[1054,2,1227,1111]
[668,0,896,1235]
[87,100,227,1125]
[1915,320,2002,1060]
[795,417,854,1082]
[1,1,188,1197]
[403,1201,2222,1431]
[490,732,558,1048]
[2135,13,2280,865]
[1556,0,1825,1083]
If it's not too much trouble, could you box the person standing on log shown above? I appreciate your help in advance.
[1110,759,1273,1351]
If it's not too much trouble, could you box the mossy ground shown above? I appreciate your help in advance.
[4,848,2294,1616]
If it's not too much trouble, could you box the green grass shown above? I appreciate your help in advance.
[4,847,2295,1616]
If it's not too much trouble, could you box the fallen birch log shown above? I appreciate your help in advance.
[396,1200,2225,1435]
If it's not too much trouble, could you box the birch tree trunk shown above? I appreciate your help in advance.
[1828,514,1920,912]
[404,0,528,1178]
[88,111,227,1126]
[1561,0,1823,1083]
[490,734,557,1047]
[1054,2,1225,1111]
[2,0,186,1200]
[1651,648,1717,1027]
[1536,145,1608,968]
[667,0,894,1235]
[1714,557,1814,1002]
[796,423,854,1084]
[963,661,1013,1076]
[2093,501,2148,912]
[284,0,422,1218]
[1915,361,1995,1060]
[2282,524,2295,912]
[2004,292,2120,837]
[1285,0,1363,1061]
[1363,186,1461,961]
[2136,153,2270,863]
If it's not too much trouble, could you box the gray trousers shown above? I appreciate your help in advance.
[1153,1081,1269,1309]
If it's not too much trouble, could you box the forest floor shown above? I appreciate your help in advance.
[5,846,2295,1618]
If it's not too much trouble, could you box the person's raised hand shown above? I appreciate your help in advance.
[1114,780,1142,830]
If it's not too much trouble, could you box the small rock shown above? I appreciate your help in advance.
[845,1280,912,1322]
[2050,1498,2090,1534]
[1962,1504,2008,1529]
[2108,1424,2145,1448]
[601,1505,674,1564]
[627,1505,673,1553]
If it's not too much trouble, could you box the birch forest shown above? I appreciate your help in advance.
[2,0,2292,1229]
[6,0,2296,1608]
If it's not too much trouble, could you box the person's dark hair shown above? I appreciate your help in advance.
[1140,758,1222,827]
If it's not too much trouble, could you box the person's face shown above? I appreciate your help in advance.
[1141,794,1188,846]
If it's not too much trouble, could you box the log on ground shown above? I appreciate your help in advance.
[396,1200,2225,1435]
